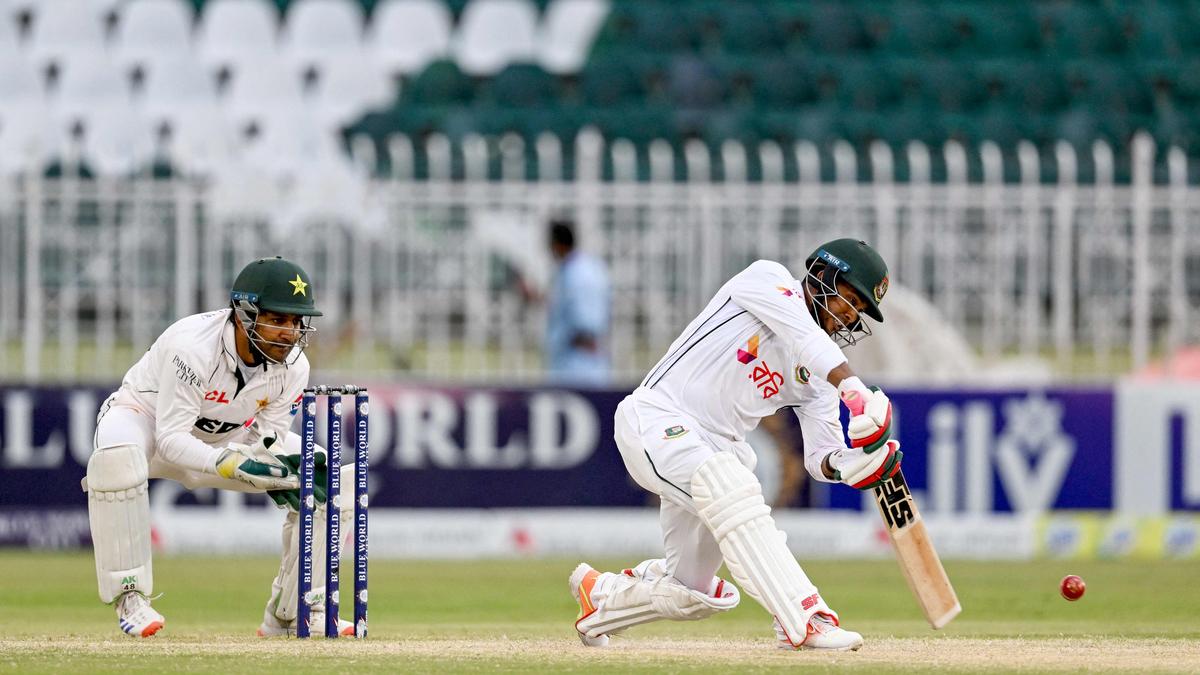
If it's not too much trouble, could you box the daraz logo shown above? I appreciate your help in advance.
[737,335,759,364]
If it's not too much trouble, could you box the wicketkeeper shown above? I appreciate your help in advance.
[84,256,354,637]
[571,238,902,651]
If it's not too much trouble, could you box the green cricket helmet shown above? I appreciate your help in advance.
[230,257,321,364]
[231,256,323,317]
[804,238,889,346]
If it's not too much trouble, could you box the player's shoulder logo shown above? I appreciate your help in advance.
[776,285,797,298]
[874,275,889,302]
[663,425,689,439]
[794,365,811,384]
[736,334,759,364]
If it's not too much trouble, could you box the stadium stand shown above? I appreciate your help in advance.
[0,0,1196,183]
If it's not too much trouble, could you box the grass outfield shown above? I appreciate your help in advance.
[1,552,1197,673]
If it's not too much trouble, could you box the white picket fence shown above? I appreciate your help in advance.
[2,131,1198,383]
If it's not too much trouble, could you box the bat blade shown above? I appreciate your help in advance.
[873,468,961,629]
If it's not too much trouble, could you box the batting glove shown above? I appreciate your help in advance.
[828,439,904,490]
[838,378,893,453]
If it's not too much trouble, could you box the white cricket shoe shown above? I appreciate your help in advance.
[256,612,354,637]
[116,591,164,638]
[774,613,864,651]
[569,563,610,647]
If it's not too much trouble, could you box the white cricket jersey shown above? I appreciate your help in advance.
[100,309,310,474]
[636,259,849,482]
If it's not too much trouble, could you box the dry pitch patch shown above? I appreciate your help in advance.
[2,636,1198,673]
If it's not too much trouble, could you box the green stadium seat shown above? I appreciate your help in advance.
[485,63,560,108]
[627,2,695,53]
[577,54,646,107]
[698,2,783,54]
[590,105,676,144]
[827,57,901,112]
[1113,2,1198,58]
[945,2,1039,56]
[976,103,1031,148]
[1141,59,1200,105]
[1065,61,1152,117]
[978,59,1069,113]
[868,4,960,56]
[405,59,475,105]
[906,59,987,112]
[745,55,818,109]
[772,1,872,55]
[756,102,843,145]
[1035,2,1124,56]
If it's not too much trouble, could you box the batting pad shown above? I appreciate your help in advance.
[86,443,153,604]
[576,558,740,638]
[691,452,834,647]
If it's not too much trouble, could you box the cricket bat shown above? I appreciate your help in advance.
[872,468,961,629]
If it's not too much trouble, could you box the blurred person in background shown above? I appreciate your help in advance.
[83,257,352,638]
[545,218,612,386]
[570,239,900,651]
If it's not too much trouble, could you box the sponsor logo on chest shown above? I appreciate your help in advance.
[735,333,783,399]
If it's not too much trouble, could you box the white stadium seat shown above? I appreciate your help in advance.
[77,105,155,175]
[28,0,108,70]
[0,1,18,47]
[53,56,131,123]
[537,0,609,74]
[222,57,305,126]
[113,0,195,71]
[282,0,365,69]
[454,0,538,76]
[368,0,452,76]
[309,54,393,130]
[162,107,240,175]
[0,50,44,104]
[138,56,219,124]
[196,0,279,71]
[0,101,60,175]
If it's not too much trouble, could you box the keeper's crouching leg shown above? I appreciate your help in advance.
[259,464,355,636]
[571,558,740,646]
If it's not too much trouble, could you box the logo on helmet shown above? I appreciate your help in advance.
[874,276,889,302]
[288,274,309,296]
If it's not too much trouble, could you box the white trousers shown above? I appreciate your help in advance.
[613,389,759,592]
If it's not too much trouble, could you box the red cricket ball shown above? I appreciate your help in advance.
[1060,574,1086,601]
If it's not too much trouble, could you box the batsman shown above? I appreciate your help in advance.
[84,256,354,638]
[571,238,901,651]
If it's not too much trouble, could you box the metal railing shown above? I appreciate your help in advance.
[2,131,1198,383]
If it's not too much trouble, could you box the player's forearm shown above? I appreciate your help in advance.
[825,362,854,389]
[155,431,226,474]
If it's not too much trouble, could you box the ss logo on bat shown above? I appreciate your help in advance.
[874,472,914,531]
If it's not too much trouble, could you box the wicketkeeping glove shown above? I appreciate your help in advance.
[267,452,329,511]
[214,432,297,491]
[827,439,904,490]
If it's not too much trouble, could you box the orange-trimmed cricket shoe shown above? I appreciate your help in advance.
[569,563,609,647]
[116,591,164,638]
